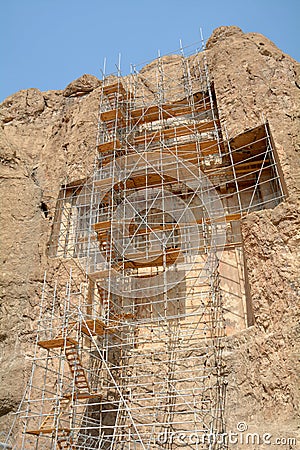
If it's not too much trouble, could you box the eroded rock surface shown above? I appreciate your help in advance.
[0,26,299,442]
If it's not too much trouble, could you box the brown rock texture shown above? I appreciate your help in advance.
[0,25,299,445]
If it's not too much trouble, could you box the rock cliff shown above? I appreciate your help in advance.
[0,26,299,445]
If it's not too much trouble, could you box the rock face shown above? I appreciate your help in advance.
[0,25,299,444]
[206,27,300,442]
[63,74,101,97]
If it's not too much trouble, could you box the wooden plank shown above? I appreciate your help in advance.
[168,102,210,117]
[235,167,269,174]
[103,82,126,96]
[130,105,161,124]
[65,348,90,391]
[77,234,97,243]
[154,139,219,158]
[202,213,242,224]
[26,428,70,436]
[121,215,241,228]
[94,222,177,238]
[81,319,106,336]
[225,213,243,222]
[101,156,114,166]
[38,337,78,349]
[93,221,111,232]
[100,108,125,123]
[203,160,270,179]
[123,247,183,268]
[130,100,212,125]
[130,223,176,236]
[200,140,219,155]
[97,139,122,153]
[111,313,135,320]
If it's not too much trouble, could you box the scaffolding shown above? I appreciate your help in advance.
[7,45,286,449]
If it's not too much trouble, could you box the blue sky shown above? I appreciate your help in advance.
[1,0,299,102]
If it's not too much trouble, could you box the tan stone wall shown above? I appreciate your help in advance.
[0,26,299,444]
